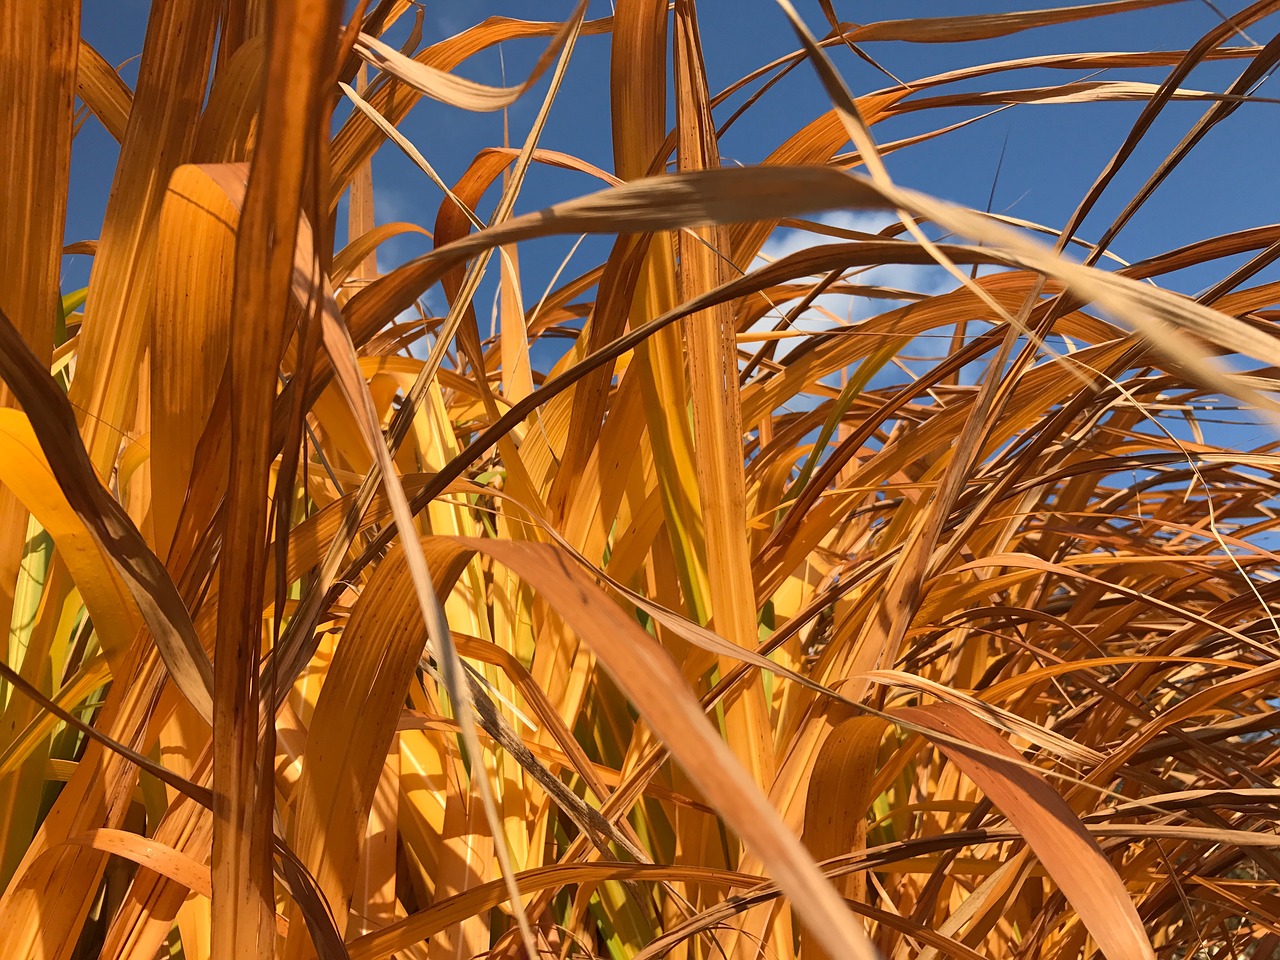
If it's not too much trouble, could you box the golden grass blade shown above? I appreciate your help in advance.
[474,482,875,713]
[348,863,751,960]
[67,829,212,898]
[279,33,597,949]
[0,656,211,808]
[788,0,1044,737]
[349,736,398,936]
[330,12,613,202]
[333,222,431,286]
[801,716,890,957]
[151,165,239,556]
[498,242,533,403]
[0,560,92,906]
[345,64,379,288]
[74,40,131,142]
[215,0,264,73]
[352,14,574,113]
[100,794,218,960]
[0,413,139,669]
[0,655,109,777]
[0,657,179,953]
[213,1,342,956]
[68,0,219,473]
[0,312,215,720]
[351,163,1280,417]
[282,539,472,955]
[194,36,263,163]
[315,282,544,960]
[316,8,586,689]
[0,0,78,597]
[673,0,770,736]
[0,0,81,888]
[636,887,993,960]
[380,0,586,541]
[897,79,1221,110]
[604,30,766,945]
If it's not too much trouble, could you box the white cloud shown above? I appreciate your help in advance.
[745,212,955,380]
[747,212,974,397]
[755,211,954,322]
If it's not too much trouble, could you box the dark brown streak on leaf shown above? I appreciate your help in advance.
[213,1,343,958]
[0,304,215,723]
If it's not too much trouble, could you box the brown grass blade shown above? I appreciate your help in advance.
[352,11,576,113]
[151,165,239,556]
[350,164,1280,417]
[841,0,1186,43]
[801,716,890,959]
[67,828,212,898]
[212,1,343,957]
[329,12,613,202]
[75,40,131,142]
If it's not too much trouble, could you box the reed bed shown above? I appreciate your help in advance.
[2,1,1280,958]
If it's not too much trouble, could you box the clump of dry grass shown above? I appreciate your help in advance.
[1,1,1280,958]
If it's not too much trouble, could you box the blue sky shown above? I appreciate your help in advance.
[72,0,1280,283]
[69,0,1280,450]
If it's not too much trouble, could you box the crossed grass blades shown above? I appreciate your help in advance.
[2,0,1280,957]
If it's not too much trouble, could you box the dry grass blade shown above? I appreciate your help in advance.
[213,1,342,957]
[68,0,218,473]
[896,704,1154,960]
[74,40,131,141]
[281,538,471,955]
[0,0,81,888]
[352,9,575,113]
[801,716,889,959]
[839,0,1184,43]
[0,306,214,721]
[0,657,212,807]
[66,829,212,898]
